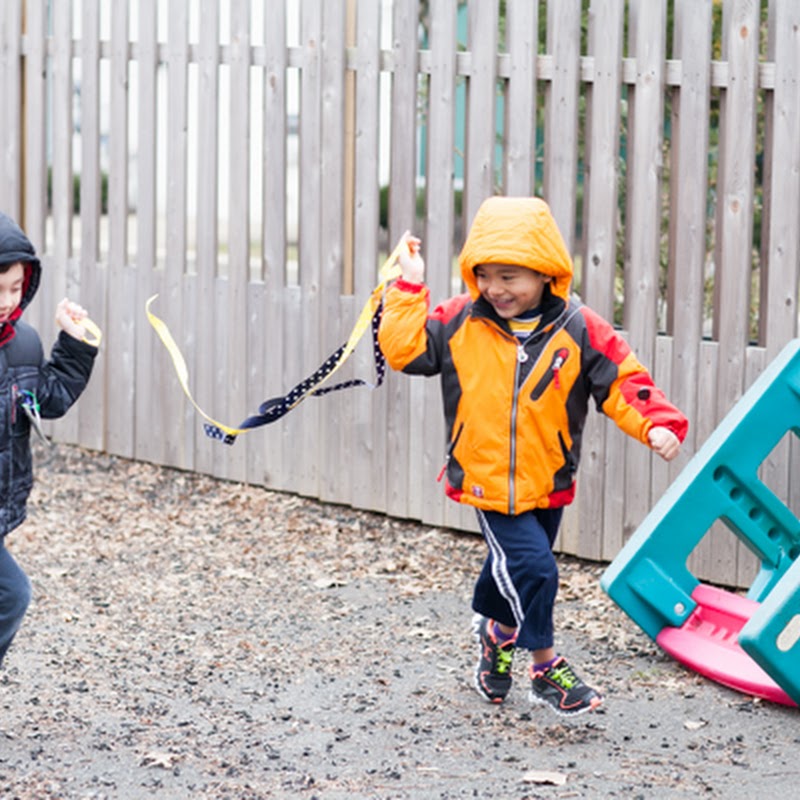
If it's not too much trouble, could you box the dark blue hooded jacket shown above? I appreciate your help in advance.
[0,212,97,537]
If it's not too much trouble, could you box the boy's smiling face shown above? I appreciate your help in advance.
[473,263,551,320]
[0,262,26,323]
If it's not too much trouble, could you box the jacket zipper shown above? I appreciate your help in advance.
[508,334,568,513]
[509,359,522,513]
[437,422,464,482]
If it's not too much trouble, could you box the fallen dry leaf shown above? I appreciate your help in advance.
[522,769,568,786]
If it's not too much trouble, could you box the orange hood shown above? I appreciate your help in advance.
[459,197,573,302]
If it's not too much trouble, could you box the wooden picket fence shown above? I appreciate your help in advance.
[2,0,800,588]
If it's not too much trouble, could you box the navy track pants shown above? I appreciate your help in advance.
[0,544,31,666]
[471,507,563,652]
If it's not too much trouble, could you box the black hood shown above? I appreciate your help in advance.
[0,212,42,311]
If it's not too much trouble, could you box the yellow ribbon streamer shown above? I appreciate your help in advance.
[146,295,245,437]
[80,318,103,347]
[147,235,407,438]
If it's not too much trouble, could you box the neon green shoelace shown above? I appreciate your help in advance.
[495,646,514,674]
[548,664,578,689]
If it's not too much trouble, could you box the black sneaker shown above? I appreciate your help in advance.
[472,615,516,703]
[529,657,603,716]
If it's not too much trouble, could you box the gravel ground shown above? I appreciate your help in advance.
[0,442,798,799]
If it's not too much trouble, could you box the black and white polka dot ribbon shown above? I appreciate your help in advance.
[147,236,407,446]
[204,302,389,444]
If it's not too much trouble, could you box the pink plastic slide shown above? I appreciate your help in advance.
[656,583,797,707]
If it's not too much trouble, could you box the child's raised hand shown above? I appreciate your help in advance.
[648,426,681,461]
[55,298,90,341]
[399,231,425,284]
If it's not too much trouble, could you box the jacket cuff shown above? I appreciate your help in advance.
[394,278,426,294]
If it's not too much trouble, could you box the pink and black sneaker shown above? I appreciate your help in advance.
[529,657,603,716]
[472,615,517,703]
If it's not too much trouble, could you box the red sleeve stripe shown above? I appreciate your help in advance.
[430,293,471,325]
[581,306,632,365]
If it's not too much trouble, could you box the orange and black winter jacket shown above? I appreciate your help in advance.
[378,197,688,516]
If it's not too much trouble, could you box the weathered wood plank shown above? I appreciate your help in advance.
[317,0,347,506]
[76,0,105,451]
[191,1,221,477]
[463,0,498,226]
[351,0,385,512]
[286,0,323,497]
[667,0,712,466]
[759,0,800,355]
[162,1,191,470]
[712,0,760,424]
[417,0,459,528]
[578,0,625,561]
[45,1,78,444]
[134,0,163,465]
[582,0,624,319]
[503,0,537,195]
[219,0,251,482]
[621,0,667,547]
[105,1,135,458]
[543,0,581,251]
[260,0,288,491]
[0,0,23,216]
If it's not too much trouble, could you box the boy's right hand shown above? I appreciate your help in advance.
[399,231,425,284]
[648,426,681,461]
[55,297,91,341]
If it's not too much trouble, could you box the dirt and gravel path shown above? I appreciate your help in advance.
[0,442,797,799]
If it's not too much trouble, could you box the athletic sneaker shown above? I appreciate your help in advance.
[472,615,517,703]
[529,657,603,716]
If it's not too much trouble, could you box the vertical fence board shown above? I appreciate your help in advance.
[583,0,624,320]
[503,0,537,195]
[543,0,581,250]
[162,1,190,470]
[22,0,47,258]
[463,0,498,226]
[420,0,458,528]
[134,0,162,465]
[687,339,720,581]
[760,0,800,354]
[191,2,220,478]
[712,0,760,422]
[354,0,387,512]
[576,0,625,560]
[45,0,78,444]
[76,0,106,451]
[317,0,346,505]
[0,0,22,216]
[384,0,418,520]
[312,0,351,501]
[285,0,323,497]
[741,345,767,587]
[621,0,666,542]
[220,0,251,483]
[746,0,799,537]
[105,1,135,457]
[260,0,288,491]
[51,0,74,280]
[319,6,351,508]
[667,0,712,464]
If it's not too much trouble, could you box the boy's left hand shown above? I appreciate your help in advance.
[648,426,681,461]
[55,298,90,341]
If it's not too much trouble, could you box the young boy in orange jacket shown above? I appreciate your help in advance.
[378,196,687,715]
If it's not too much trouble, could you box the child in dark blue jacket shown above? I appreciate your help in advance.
[0,212,98,668]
